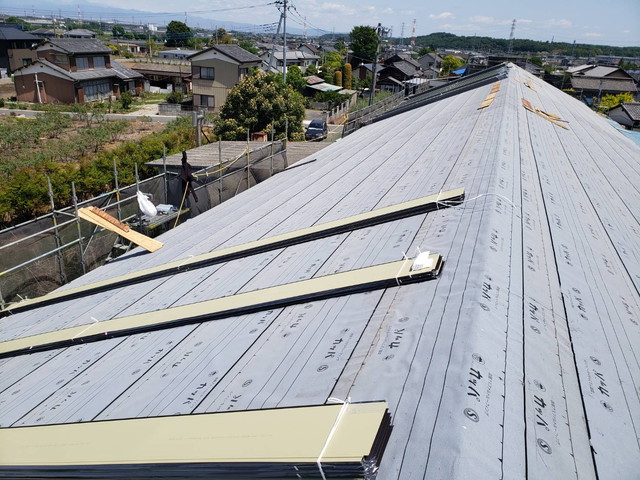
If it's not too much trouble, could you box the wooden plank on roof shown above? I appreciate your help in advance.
[77,207,163,253]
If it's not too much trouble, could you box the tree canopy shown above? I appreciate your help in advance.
[440,55,465,77]
[349,25,378,67]
[166,20,192,47]
[286,65,307,93]
[214,72,306,141]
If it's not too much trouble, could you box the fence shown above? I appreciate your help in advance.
[0,141,287,308]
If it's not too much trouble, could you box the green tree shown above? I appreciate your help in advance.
[530,56,543,67]
[342,63,352,89]
[320,51,343,82]
[313,90,348,109]
[212,28,234,45]
[333,70,342,87]
[166,20,192,47]
[417,46,434,57]
[598,92,634,112]
[238,40,260,55]
[112,25,126,38]
[286,65,307,93]
[440,55,465,77]
[119,92,133,110]
[214,72,305,141]
[305,64,318,76]
[350,25,378,67]
[4,16,29,30]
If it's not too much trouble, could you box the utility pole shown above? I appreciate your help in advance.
[369,23,386,106]
[282,0,288,83]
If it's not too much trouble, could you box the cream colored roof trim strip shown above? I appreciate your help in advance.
[0,401,388,466]
[2,188,463,315]
[0,254,443,358]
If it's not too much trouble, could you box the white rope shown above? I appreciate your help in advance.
[395,252,410,286]
[317,397,351,480]
[436,192,518,210]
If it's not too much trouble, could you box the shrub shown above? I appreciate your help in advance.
[166,91,184,104]
[120,91,133,110]
[0,98,4,108]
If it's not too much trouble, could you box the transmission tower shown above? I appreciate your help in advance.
[400,22,405,45]
[410,18,416,47]
[508,19,516,55]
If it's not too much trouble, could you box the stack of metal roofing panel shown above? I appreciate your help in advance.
[0,402,392,479]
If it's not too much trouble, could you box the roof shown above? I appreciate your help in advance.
[570,76,637,92]
[147,141,328,169]
[63,29,96,37]
[621,102,640,121]
[0,26,39,41]
[14,58,142,82]
[210,44,262,63]
[1,64,639,479]
[160,49,199,56]
[306,81,343,92]
[190,44,262,64]
[121,61,191,76]
[581,65,621,77]
[566,64,594,74]
[40,38,111,54]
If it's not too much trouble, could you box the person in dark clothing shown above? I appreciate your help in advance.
[179,150,198,203]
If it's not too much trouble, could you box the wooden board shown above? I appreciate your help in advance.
[77,207,163,253]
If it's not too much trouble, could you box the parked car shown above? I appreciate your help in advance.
[305,119,328,141]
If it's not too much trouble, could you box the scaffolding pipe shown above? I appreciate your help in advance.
[71,182,87,275]
[113,158,122,221]
[47,176,67,285]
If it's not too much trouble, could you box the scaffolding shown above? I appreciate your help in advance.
[0,141,288,308]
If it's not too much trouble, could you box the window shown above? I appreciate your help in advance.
[239,67,248,81]
[201,67,215,80]
[200,95,215,108]
[76,57,89,70]
[93,56,105,68]
[82,80,111,102]
[52,54,67,64]
[22,58,32,67]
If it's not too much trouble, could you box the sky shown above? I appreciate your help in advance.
[4,0,640,47]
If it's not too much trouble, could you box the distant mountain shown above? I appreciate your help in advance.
[8,0,305,34]
[413,32,640,58]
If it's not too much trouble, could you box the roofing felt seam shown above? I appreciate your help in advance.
[1,189,464,317]
[0,255,444,359]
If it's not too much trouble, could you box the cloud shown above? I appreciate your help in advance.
[318,2,356,16]
[547,18,573,28]
[584,32,604,38]
[429,12,454,20]
[470,15,494,24]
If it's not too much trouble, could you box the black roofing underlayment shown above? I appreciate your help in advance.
[0,63,639,479]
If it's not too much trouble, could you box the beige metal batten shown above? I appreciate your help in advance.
[2,188,463,315]
[0,255,443,358]
[0,402,389,472]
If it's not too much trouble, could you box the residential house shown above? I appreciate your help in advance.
[377,54,425,93]
[63,29,97,39]
[112,40,150,57]
[418,52,442,72]
[569,65,638,103]
[13,38,143,104]
[122,60,191,94]
[189,44,262,111]
[0,26,39,75]
[260,48,320,74]
[30,28,59,39]
[608,102,640,129]
[159,49,199,61]
[298,43,320,57]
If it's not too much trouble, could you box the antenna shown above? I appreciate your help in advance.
[77,4,82,25]
[304,16,307,39]
[410,18,416,47]
[400,22,405,46]
[508,19,516,55]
